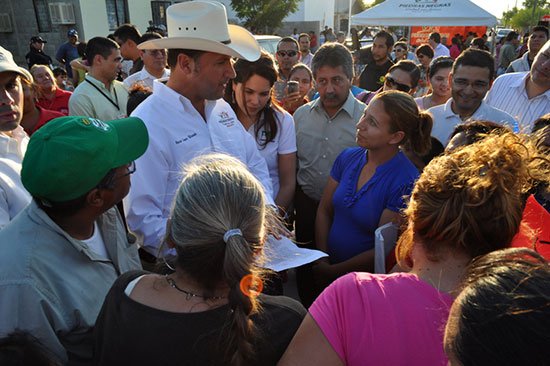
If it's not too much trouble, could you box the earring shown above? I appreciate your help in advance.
[162,256,176,272]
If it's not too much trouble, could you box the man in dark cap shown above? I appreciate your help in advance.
[25,36,53,69]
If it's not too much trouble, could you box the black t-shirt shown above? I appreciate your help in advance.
[94,270,307,366]
[25,48,53,69]
[359,58,394,92]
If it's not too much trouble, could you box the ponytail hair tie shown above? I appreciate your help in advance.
[224,229,242,243]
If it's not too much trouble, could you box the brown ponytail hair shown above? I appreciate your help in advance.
[167,153,267,365]
[396,132,550,268]
[374,90,433,156]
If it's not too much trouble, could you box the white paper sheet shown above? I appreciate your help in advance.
[261,236,328,272]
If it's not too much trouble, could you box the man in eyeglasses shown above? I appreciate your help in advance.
[274,37,301,102]
[428,48,515,146]
[0,115,147,365]
[123,32,170,90]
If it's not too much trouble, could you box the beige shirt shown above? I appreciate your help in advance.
[294,92,366,201]
[69,75,129,120]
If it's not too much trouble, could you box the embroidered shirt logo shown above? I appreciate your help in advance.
[218,110,235,127]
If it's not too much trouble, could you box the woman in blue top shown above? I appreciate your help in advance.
[314,90,433,284]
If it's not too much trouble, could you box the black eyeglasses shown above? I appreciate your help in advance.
[385,75,411,93]
[276,50,298,58]
[114,161,136,182]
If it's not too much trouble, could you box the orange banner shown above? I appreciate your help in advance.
[410,26,487,46]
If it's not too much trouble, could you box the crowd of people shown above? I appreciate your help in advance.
[1,0,550,365]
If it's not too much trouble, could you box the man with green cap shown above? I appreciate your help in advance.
[0,115,148,365]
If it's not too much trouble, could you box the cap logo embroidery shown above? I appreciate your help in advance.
[89,118,111,132]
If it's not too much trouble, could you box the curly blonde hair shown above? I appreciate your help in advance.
[397,132,550,267]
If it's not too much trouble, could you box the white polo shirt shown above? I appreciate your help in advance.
[485,71,550,131]
[428,98,517,145]
[123,67,170,90]
[433,43,450,58]
[127,80,274,255]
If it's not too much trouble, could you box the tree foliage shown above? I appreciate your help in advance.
[502,3,550,30]
[230,0,302,31]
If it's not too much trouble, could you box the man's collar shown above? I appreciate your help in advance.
[447,98,485,120]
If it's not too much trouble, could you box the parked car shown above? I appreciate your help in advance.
[254,35,282,56]
[496,28,514,43]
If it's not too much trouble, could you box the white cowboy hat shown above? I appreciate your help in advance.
[138,1,260,62]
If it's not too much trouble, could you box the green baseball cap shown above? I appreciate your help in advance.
[22,116,149,202]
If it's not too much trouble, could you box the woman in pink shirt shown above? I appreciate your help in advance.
[279,132,550,366]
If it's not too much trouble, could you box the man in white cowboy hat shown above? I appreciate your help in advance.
[126,1,275,262]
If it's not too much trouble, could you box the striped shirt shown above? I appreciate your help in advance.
[485,72,550,131]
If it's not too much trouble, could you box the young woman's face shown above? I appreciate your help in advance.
[289,68,313,98]
[233,74,272,120]
[429,67,452,100]
[355,98,401,150]
[417,53,432,68]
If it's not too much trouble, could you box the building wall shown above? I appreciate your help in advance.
[79,0,110,40]
[0,0,81,67]
[304,0,334,28]
[127,0,153,34]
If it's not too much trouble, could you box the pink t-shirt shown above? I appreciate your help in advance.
[310,272,453,366]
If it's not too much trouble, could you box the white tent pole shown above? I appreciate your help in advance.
[348,0,352,36]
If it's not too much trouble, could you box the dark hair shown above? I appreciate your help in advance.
[447,247,550,366]
[277,37,299,51]
[223,51,282,148]
[76,41,87,59]
[448,120,511,149]
[416,44,434,59]
[298,33,310,42]
[374,30,394,49]
[428,56,454,79]
[389,59,421,89]
[394,41,408,51]
[0,331,55,366]
[374,90,433,155]
[52,67,67,78]
[140,32,162,43]
[113,23,142,44]
[421,137,444,166]
[451,37,460,46]
[311,42,354,80]
[289,63,313,82]
[167,49,205,69]
[532,25,549,39]
[452,48,495,82]
[506,31,519,42]
[127,84,153,115]
[86,37,119,66]
[35,168,117,217]
[429,32,441,43]
[532,113,550,133]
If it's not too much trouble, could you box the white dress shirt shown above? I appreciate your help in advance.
[123,67,170,90]
[434,43,451,58]
[127,80,274,256]
[485,71,550,131]
[0,126,31,229]
[428,98,517,145]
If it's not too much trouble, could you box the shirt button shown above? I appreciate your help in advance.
[325,137,329,141]
[322,155,326,158]
[319,172,323,175]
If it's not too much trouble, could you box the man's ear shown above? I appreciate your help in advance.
[177,53,195,75]
[139,49,146,61]
[86,188,105,208]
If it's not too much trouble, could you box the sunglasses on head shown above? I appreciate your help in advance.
[385,75,411,93]
[277,50,298,57]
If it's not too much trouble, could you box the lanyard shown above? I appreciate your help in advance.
[85,79,120,111]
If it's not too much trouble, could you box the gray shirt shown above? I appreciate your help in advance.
[0,201,141,365]
[294,92,366,201]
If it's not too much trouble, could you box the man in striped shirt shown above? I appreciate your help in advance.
[486,40,550,131]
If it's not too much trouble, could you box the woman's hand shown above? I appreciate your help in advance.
[282,86,303,112]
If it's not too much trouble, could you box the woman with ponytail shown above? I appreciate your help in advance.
[280,132,550,366]
[224,51,297,215]
[312,90,432,288]
[93,154,306,365]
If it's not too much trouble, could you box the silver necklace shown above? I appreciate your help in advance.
[165,275,225,301]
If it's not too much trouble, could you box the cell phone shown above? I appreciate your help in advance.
[287,81,299,94]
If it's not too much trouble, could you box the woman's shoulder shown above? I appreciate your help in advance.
[337,147,365,164]
[258,294,307,319]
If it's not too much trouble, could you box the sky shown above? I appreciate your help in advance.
[471,0,522,18]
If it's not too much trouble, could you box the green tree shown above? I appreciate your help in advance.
[230,0,302,31]
[508,6,550,30]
